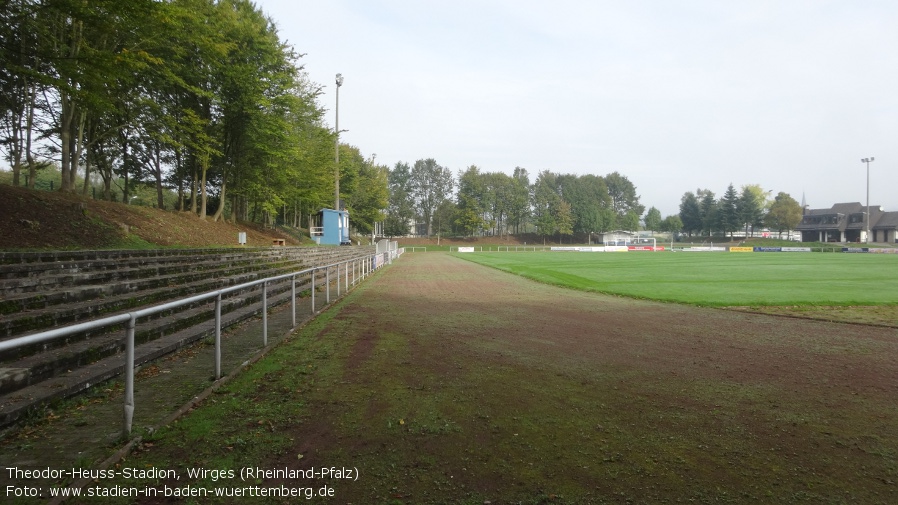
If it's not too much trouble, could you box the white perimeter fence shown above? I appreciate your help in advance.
[0,246,404,436]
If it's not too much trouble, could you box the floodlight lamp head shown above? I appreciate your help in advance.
[335,73,344,87]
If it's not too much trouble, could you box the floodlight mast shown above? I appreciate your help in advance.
[862,157,874,243]
[335,73,344,211]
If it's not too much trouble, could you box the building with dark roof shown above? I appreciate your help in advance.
[796,202,898,243]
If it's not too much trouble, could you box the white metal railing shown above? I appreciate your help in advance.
[0,248,403,436]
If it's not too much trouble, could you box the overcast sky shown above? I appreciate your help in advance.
[255,0,897,216]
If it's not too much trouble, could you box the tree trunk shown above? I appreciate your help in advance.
[198,153,209,220]
[81,138,93,196]
[175,150,185,211]
[189,161,198,214]
[59,97,74,191]
[10,131,22,187]
[71,110,86,190]
[212,175,226,222]
[25,112,35,189]
[152,140,165,209]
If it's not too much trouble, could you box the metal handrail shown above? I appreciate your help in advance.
[1,249,403,435]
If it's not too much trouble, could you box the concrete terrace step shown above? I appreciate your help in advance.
[0,252,271,295]
[1,247,369,363]
[0,274,307,395]
[0,245,377,428]
[0,247,344,296]
[0,248,358,337]
[0,247,370,342]
[0,255,302,317]
[0,279,305,427]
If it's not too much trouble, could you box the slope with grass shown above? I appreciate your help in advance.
[0,184,304,250]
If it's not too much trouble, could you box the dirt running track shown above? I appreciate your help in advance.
[113,252,898,504]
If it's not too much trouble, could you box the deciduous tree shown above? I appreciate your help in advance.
[766,192,802,237]
[644,206,662,234]
[410,158,454,236]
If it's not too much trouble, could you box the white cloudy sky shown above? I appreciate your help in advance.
[255,0,897,216]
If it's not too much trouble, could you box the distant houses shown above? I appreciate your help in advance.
[796,202,898,243]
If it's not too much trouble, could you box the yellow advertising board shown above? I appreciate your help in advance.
[728,247,754,253]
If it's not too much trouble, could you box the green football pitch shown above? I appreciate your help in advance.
[456,251,898,306]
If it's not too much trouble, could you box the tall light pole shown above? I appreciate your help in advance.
[862,157,874,243]
[334,73,344,210]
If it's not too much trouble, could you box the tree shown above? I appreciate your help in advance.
[455,165,487,236]
[531,170,560,239]
[644,207,662,234]
[604,171,645,229]
[1,0,356,233]
[507,167,531,234]
[719,184,740,238]
[679,192,702,237]
[766,192,802,238]
[409,158,454,236]
[483,171,514,236]
[559,173,612,236]
[433,199,458,237]
[346,156,388,234]
[660,214,683,236]
[738,184,768,237]
[0,0,45,188]
[385,162,414,237]
[699,189,717,237]
[555,199,574,242]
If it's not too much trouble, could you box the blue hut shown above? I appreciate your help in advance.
[314,208,351,245]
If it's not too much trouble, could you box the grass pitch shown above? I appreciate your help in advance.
[456,251,898,307]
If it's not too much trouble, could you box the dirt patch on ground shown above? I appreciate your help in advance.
[0,184,302,250]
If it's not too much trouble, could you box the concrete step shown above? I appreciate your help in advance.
[0,246,376,427]
[0,255,302,316]
[0,281,310,428]
[0,275,310,395]
[0,260,309,345]
[0,253,272,295]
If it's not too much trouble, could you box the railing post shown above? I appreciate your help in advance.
[123,314,136,437]
[345,260,349,291]
[291,275,296,328]
[262,280,268,346]
[215,293,222,379]
[337,263,341,297]
[311,269,316,314]
[326,266,331,303]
